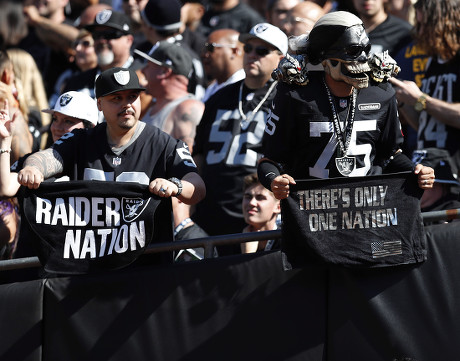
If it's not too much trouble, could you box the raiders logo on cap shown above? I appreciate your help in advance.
[114,70,130,85]
[95,67,146,98]
[59,94,73,107]
[96,9,112,25]
[254,24,269,34]
[239,23,288,55]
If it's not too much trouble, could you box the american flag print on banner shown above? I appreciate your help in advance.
[371,240,402,258]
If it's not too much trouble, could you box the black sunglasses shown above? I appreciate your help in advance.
[92,30,125,41]
[73,39,94,48]
[344,44,371,58]
[243,43,273,57]
[204,42,235,53]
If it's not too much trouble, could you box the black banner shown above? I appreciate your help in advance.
[23,181,163,274]
[281,171,427,268]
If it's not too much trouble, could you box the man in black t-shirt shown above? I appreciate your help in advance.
[17,67,205,207]
[192,23,287,253]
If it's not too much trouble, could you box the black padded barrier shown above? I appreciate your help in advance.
[1,222,460,360]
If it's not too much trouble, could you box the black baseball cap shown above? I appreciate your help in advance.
[85,9,132,35]
[95,67,145,98]
[134,41,193,78]
[141,0,182,31]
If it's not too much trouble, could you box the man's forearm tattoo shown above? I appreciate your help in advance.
[24,148,64,178]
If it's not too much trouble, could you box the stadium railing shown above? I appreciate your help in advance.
[0,208,459,272]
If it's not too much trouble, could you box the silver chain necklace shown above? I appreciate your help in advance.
[238,81,278,126]
[323,77,357,176]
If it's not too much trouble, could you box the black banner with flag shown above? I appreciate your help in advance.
[281,171,427,269]
[22,181,166,274]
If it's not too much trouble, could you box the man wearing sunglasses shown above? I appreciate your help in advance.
[201,29,245,102]
[63,10,143,103]
[192,23,288,255]
[258,11,434,201]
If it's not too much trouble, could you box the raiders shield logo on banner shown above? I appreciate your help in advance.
[122,197,151,222]
[22,181,167,274]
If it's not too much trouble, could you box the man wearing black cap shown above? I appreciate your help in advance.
[17,67,206,207]
[64,9,144,100]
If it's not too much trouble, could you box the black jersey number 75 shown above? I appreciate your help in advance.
[265,109,377,178]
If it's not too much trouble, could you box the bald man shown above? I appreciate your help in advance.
[280,1,325,36]
[201,28,245,102]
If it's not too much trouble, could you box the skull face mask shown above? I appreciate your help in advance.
[321,24,371,89]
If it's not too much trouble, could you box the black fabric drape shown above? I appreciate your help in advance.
[281,172,426,268]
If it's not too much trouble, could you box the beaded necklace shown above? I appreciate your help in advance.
[322,76,357,176]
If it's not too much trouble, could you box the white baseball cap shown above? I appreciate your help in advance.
[42,91,99,126]
[239,23,288,55]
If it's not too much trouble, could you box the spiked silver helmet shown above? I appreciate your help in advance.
[306,11,372,89]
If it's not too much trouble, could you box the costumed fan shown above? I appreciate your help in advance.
[259,11,433,188]
[257,11,435,268]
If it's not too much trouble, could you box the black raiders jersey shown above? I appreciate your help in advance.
[52,122,197,183]
[417,54,460,156]
[262,71,403,179]
[12,123,194,262]
[193,79,277,236]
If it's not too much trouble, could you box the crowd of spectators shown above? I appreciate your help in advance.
[0,0,458,262]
